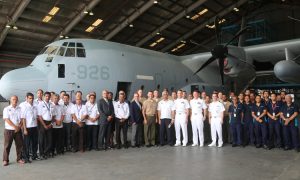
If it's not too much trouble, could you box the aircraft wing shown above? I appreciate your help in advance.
[244,38,300,62]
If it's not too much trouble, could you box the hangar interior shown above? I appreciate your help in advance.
[0,0,300,100]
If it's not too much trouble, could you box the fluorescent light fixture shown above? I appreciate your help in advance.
[5,25,11,28]
[65,36,69,39]
[85,26,95,32]
[92,19,103,26]
[60,35,64,38]
[156,32,160,35]
[89,11,94,16]
[181,40,186,43]
[171,43,186,52]
[48,6,60,16]
[154,0,158,4]
[191,8,208,20]
[84,10,89,14]
[150,42,157,47]
[42,15,52,23]
[129,24,134,27]
[186,15,190,18]
[156,37,165,43]
[12,26,18,30]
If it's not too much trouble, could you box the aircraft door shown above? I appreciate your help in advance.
[115,82,132,101]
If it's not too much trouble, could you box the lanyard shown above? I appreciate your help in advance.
[272,103,277,112]
[76,104,82,118]
[89,103,95,113]
[43,101,51,113]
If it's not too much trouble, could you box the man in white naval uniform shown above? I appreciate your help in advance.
[190,90,207,147]
[172,90,190,147]
[208,93,225,148]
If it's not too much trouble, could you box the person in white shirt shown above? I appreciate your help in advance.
[34,89,44,107]
[71,95,88,152]
[52,94,65,155]
[38,91,56,159]
[2,95,24,166]
[114,91,130,149]
[172,90,190,147]
[62,94,74,152]
[157,90,174,146]
[208,93,225,148]
[58,90,66,105]
[86,93,100,151]
[20,93,39,162]
[190,90,207,147]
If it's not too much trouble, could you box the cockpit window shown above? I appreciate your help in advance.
[62,42,68,46]
[57,47,66,56]
[77,43,84,48]
[68,42,76,47]
[77,49,86,57]
[65,48,76,57]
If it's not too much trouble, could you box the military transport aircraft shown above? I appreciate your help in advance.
[0,18,300,100]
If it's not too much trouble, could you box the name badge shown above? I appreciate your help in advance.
[272,112,275,116]
[234,113,237,118]
[287,113,290,117]
[257,112,260,116]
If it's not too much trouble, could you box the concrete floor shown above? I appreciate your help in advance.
[0,119,299,180]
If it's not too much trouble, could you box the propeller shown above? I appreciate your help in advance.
[193,16,251,86]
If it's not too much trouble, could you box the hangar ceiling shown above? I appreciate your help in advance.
[0,0,300,75]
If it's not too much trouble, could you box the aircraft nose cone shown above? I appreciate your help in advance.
[0,67,47,100]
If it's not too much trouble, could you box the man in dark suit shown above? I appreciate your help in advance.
[130,93,143,147]
[97,90,114,150]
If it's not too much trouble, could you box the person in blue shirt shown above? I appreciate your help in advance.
[251,95,268,149]
[266,93,282,149]
[280,95,300,152]
[228,96,244,147]
[243,95,255,146]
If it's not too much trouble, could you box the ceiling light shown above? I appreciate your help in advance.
[85,26,95,32]
[60,35,64,38]
[156,32,160,35]
[84,10,89,14]
[5,25,11,28]
[157,37,165,43]
[186,15,190,18]
[233,7,239,12]
[154,0,158,4]
[92,19,103,27]
[48,6,60,16]
[129,24,134,27]
[199,8,208,15]
[65,36,69,39]
[150,42,157,47]
[12,26,18,30]
[181,40,186,44]
[89,11,94,16]
[42,15,52,23]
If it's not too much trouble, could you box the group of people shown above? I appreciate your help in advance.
[2,88,300,166]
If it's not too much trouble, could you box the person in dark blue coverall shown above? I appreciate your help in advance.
[252,95,268,149]
[280,95,300,152]
[243,95,255,146]
[228,96,244,147]
[266,93,282,149]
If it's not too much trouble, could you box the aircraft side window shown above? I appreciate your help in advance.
[77,48,86,58]
[44,46,58,55]
[46,57,53,62]
[65,48,75,57]
[57,47,66,56]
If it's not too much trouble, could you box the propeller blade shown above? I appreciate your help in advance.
[214,17,221,44]
[226,53,256,68]
[218,58,225,85]
[193,56,216,75]
[288,16,300,22]
[190,40,210,51]
[225,26,251,47]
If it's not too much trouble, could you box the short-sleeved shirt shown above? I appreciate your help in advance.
[209,101,225,118]
[157,99,174,119]
[267,101,281,116]
[228,103,244,123]
[280,103,299,119]
[20,102,38,128]
[52,104,64,128]
[172,98,190,115]
[86,101,99,125]
[142,99,158,116]
[71,104,88,123]
[38,101,55,121]
[62,103,75,123]
[251,103,266,118]
[190,98,207,117]
[3,105,22,130]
